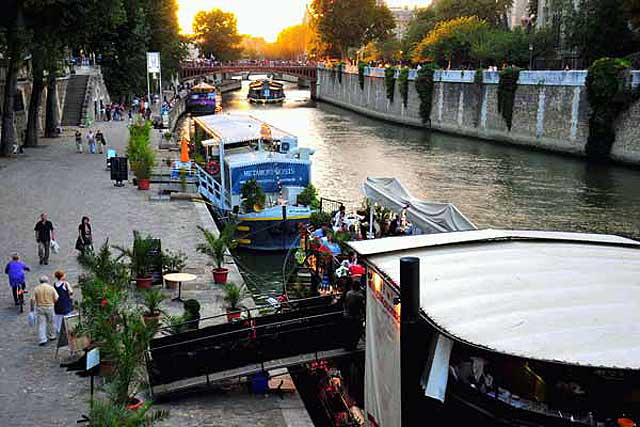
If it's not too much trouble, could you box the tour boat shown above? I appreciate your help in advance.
[347,229,640,427]
[247,79,285,104]
[186,82,221,115]
[192,114,313,251]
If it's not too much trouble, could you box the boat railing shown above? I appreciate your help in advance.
[320,197,352,215]
[194,163,228,210]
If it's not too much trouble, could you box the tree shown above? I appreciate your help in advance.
[413,16,490,68]
[362,38,402,62]
[401,7,438,60]
[433,0,514,28]
[565,0,639,67]
[624,0,640,32]
[310,0,395,59]
[147,0,186,81]
[192,9,242,61]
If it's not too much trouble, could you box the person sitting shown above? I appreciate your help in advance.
[312,223,330,240]
[333,205,348,230]
[321,233,341,255]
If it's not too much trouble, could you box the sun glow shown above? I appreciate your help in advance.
[177,0,309,42]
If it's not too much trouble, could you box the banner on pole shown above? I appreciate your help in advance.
[147,52,161,73]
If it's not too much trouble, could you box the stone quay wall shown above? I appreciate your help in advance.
[316,66,640,164]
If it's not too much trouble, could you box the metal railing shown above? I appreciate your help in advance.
[194,163,228,210]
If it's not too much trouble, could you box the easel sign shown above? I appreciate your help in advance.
[56,314,90,358]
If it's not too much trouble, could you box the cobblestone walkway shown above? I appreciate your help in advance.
[0,120,312,426]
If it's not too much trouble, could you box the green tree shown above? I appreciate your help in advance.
[401,7,438,60]
[192,9,243,61]
[413,16,490,68]
[433,0,514,28]
[310,0,395,59]
[565,0,639,67]
[148,0,186,81]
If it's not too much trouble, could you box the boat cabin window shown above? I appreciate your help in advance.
[448,346,640,426]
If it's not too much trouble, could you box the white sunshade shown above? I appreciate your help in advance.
[194,114,294,146]
[349,230,640,369]
[363,177,475,234]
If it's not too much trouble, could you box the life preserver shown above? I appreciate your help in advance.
[207,161,220,175]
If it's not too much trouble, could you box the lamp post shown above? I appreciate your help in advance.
[529,43,534,70]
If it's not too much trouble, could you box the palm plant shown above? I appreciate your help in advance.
[141,288,166,317]
[196,224,237,271]
[115,231,157,279]
[89,396,168,426]
[223,282,247,311]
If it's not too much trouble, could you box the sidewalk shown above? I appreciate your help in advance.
[0,120,312,426]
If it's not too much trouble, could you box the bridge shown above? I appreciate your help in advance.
[180,63,318,98]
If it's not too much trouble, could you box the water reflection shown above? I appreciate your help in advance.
[221,79,640,293]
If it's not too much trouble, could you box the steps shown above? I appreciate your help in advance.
[61,75,89,126]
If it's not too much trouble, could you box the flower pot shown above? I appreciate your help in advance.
[143,314,161,328]
[127,397,144,411]
[226,308,241,322]
[136,276,153,289]
[137,178,150,190]
[165,279,178,289]
[213,268,229,284]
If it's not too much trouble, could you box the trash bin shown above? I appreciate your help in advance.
[251,371,269,394]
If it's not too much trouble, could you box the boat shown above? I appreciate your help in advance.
[186,82,221,115]
[191,114,314,251]
[247,79,285,104]
[346,229,640,427]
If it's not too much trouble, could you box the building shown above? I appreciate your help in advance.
[388,6,417,39]
[507,0,531,29]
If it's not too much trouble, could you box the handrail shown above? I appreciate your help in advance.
[194,163,228,210]
[150,310,344,352]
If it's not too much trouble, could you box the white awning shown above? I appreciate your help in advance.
[349,230,640,369]
[363,177,475,234]
[194,114,295,146]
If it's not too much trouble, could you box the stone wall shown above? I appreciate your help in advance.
[316,67,640,164]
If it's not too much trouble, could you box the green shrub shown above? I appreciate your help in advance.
[398,67,409,107]
[240,179,266,212]
[297,184,320,208]
[358,62,366,90]
[309,211,332,228]
[497,66,520,131]
[415,64,439,125]
[385,66,396,102]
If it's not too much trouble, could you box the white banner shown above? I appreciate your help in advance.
[365,277,401,427]
[147,52,160,73]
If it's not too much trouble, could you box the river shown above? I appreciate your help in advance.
[220,79,640,297]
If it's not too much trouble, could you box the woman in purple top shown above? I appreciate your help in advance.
[5,254,30,306]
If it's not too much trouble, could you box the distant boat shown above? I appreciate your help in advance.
[247,79,285,104]
[186,82,220,115]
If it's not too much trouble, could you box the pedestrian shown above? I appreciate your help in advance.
[128,108,133,123]
[75,216,93,255]
[52,270,73,334]
[4,254,30,306]
[34,212,55,265]
[75,130,83,153]
[106,104,112,121]
[95,129,106,154]
[343,280,365,350]
[87,130,96,154]
[30,275,58,345]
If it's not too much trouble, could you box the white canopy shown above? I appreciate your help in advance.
[349,230,640,369]
[363,177,475,233]
[194,114,295,146]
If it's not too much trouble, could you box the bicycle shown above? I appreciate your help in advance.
[16,286,26,314]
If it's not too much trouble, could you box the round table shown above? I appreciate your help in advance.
[163,273,197,303]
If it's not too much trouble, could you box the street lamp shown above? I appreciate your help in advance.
[529,44,534,70]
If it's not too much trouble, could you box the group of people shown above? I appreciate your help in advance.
[74,129,106,154]
[4,212,93,346]
[98,100,127,122]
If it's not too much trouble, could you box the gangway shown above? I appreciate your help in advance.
[146,296,362,397]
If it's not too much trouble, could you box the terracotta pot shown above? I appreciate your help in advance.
[165,279,177,289]
[213,268,229,284]
[136,276,153,289]
[143,314,161,328]
[226,308,241,322]
[127,397,144,411]
[137,178,150,190]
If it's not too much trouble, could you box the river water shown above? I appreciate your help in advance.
[220,79,640,296]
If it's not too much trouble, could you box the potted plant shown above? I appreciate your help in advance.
[241,179,266,212]
[182,299,201,331]
[131,144,155,190]
[162,250,187,289]
[297,184,320,209]
[223,282,246,321]
[115,231,157,289]
[140,288,166,327]
[196,224,237,284]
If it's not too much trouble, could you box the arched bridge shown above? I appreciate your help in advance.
[180,63,317,82]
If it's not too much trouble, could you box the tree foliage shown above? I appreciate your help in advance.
[310,0,395,58]
[401,7,438,59]
[192,9,242,61]
[433,0,514,28]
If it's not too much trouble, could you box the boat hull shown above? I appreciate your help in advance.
[248,97,285,104]
[234,206,311,251]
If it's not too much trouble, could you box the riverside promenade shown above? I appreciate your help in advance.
[0,119,312,426]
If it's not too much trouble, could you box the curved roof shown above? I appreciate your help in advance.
[349,230,640,369]
[194,114,294,145]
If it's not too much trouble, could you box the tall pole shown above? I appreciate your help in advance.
[158,53,163,105]
[146,71,151,111]
[400,257,420,427]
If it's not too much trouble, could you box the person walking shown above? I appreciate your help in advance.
[74,130,83,153]
[34,212,55,265]
[5,254,30,307]
[52,270,73,334]
[75,216,93,255]
[87,130,96,154]
[343,280,365,350]
[95,130,106,154]
[30,275,58,346]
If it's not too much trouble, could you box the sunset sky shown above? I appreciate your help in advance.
[177,0,427,41]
